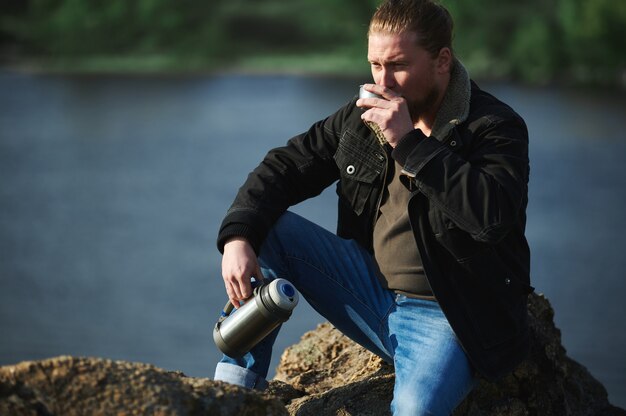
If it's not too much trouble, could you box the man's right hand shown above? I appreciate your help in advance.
[221,237,265,308]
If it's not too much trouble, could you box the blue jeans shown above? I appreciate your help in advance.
[214,212,475,415]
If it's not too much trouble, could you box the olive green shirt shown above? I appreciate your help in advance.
[373,162,434,299]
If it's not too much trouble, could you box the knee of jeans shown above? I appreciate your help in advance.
[262,211,307,254]
[263,211,292,245]
[259,212,298,274]
[272,211,300,233]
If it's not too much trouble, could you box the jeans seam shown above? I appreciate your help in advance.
[284,253,389,327]
[378,300,396,357]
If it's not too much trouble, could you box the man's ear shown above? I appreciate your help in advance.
[437,47,452,74]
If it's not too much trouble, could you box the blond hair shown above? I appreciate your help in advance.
[368,0,454,57]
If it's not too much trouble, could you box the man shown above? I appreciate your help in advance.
[214,0,533,414]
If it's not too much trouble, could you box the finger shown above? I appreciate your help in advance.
[362,83,380,95]
[357,97,383,109]
[224,282,240,309]
[225,280,242,303]
[238,278,253,300]
[361,108,383,125]
[225,269,242,294]
[253,264,266,282]
[356,96,368,108]
[366,83,402,101]
[224,279,250,308]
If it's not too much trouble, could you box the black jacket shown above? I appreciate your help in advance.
[217,62,533,380]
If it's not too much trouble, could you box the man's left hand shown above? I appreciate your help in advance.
[356,84,414,147]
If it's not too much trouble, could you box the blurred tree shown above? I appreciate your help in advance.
[446,0,562,82]
[0,0,28,47]
[0,0,623,84]
[558,0,626,83]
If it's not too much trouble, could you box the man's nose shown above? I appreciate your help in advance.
[378,68,396,89]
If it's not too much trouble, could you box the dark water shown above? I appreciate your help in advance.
[1,71,625,407]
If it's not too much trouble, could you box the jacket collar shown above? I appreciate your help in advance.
[430,59,471,142]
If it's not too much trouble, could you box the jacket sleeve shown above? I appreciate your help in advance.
[393,107,529,245]
[216,102,353,253]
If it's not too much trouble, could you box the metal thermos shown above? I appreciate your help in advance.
[213,279,299,358]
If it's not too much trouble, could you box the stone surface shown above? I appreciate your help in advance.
[272,293,626,416]
[1,293,624,415]
[0,356,287,416]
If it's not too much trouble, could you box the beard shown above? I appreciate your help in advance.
[407,84,442,123]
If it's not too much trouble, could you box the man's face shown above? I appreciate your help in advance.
[367,31,443,120]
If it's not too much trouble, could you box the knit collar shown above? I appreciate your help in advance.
[430,59,471,142]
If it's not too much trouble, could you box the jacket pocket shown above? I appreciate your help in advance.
[456,246,532,349]
[430,209,481,260]
[333,130,384,216]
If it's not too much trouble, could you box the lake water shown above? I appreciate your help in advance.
[1,71,625,408]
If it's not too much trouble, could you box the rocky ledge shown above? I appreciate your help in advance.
[1,293,625,415]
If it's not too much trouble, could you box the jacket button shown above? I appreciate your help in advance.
[346,165,356,175]
[450,140,457,147]
[504,277,511,285]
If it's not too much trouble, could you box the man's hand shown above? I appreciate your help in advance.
[356,84,414,147]
[222,237,265,308]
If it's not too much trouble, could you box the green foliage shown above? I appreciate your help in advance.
[557,0,626,82]
[0,0,623,84]
[1,0,220,55]
[446,0,624,84]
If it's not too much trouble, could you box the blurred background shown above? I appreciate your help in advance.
[1,0,625,409]
[1,0,624,83]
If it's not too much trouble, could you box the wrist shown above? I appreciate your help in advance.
[217,223,261,254]
[224,237,252,254]
[225,236,248,246]
[391,128,427,166]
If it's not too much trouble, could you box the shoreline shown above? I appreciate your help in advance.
[2,52,624,89]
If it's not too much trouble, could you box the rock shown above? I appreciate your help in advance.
[0,356,288,416]
[1,294,624,415]
[272,293,626,416]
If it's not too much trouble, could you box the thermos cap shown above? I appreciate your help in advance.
[268,279,299,311]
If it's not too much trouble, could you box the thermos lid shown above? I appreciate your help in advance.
[268,279,299,311]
